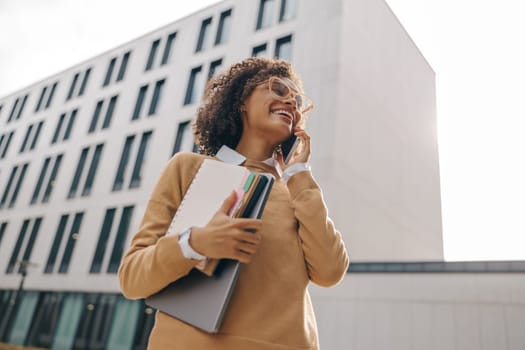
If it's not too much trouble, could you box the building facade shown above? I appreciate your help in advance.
[0,0,459,348]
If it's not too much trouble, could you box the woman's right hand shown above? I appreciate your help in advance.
[189,191,263,264]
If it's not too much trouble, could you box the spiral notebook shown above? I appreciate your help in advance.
[146,159,274,333]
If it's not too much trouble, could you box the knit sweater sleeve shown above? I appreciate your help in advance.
[287,171,350,287]
[118,152,204,299]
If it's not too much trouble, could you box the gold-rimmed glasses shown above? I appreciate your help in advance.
[258,76,314,114]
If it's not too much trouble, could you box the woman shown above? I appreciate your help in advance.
[118,57,349,349]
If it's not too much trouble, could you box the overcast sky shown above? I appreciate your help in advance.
[1,0,524,261]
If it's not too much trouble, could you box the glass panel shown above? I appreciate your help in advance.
[78,68,91,96]
[161,32,176,65]
[63,109,77,140]
[19,218,42,272]
[129,132,152,189]
[131,85,148,120]
[8,291,39,345]
[31,157,51,204]
[45,214,69,274]
[148,80,165,115]
[67,73,79,100]
[26,292,65,348]
[35,86,47,112]
[51,113,66,144]
[90,208,116,274]
[256,0,275,29]
[58,212,84,273]
[42,154,63,203]
[208,59,223,81]
[89,100,104,133]
[1,131,14,158]
[1,166,18,208]
[215,9,232,45]
[145,39,160,71]
[106,297,140,350]
[103,58,116,87]
[184,66,203,105]
[46,82,58,108]
[9,163,29,208]
[275,34,293,60]
[279,0,298,22]
[6,220,29,274]
[112,136,135,191]
[117,52,131,81]
[51,293,84,350]
[69,148,89,198]
[102,95,118,129]
[195,17,212,52]
[172,120,194,155]
[107,206,134,273]
[19,124,33,152]
[30,121,44,150]
[82,144,104,196]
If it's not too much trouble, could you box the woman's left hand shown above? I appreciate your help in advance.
[277,126,311,168]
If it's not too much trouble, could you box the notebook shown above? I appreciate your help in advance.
[146,159,274,333]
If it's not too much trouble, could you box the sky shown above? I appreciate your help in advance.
[1,0,524,261]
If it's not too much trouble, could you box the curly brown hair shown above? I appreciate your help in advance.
[194,57,306,156]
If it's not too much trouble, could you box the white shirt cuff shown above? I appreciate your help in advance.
[282,162,311,182]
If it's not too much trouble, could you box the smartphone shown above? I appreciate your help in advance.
[281,134,301,164]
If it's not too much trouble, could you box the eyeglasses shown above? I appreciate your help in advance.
[258,77,314,114]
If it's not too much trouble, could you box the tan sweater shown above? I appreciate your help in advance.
[118,152,349,350]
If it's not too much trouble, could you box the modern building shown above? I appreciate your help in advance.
[1,0,523,349]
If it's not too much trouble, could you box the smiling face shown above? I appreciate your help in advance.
[241,76,301,147]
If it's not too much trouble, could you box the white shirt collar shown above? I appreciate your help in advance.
[215,145,283,177]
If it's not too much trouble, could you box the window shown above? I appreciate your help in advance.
[208,59,223,81]
[46,82,58,108]
[256,0,275,30]
[112,136,134,191]
[131,85,148,120]
[0,131,14,159]
[51,109,77,144]
[35,87,47,112]
[19,121,44,153]
[116,51,130,81]
[37,82,58,110]
[90,209,116,273]
[73,294,118,348]
[7,94,28,122]
[82,144,104,196]
[44,212,83,274]
[58,212,83,273]
[25,292,65,348]
[68,144,104,198]
[41,154,63,203]
[50,294,84,350]
[31,155,64,205]
[78,68,91,96]
[0,222,7,247]
[279,0,297,22]
[0,163,29,209]
[145,39,160,71]
[252,43,268,57]
[215,9,232,45]
[196,17,213,52]
[161,32,177,65]
[104,52,131,85]
[67,74,79,100]
[89,96,118,132]
[5,217,42,274]
[275,34,293,60]
[184,66,203,105]
[107,206,134,273]
[172,120,197,155]
[113,131,153,191]
[148,79,165,115]
[90,206,135,274]
[129,131,152,188]
[103,58,116,87]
